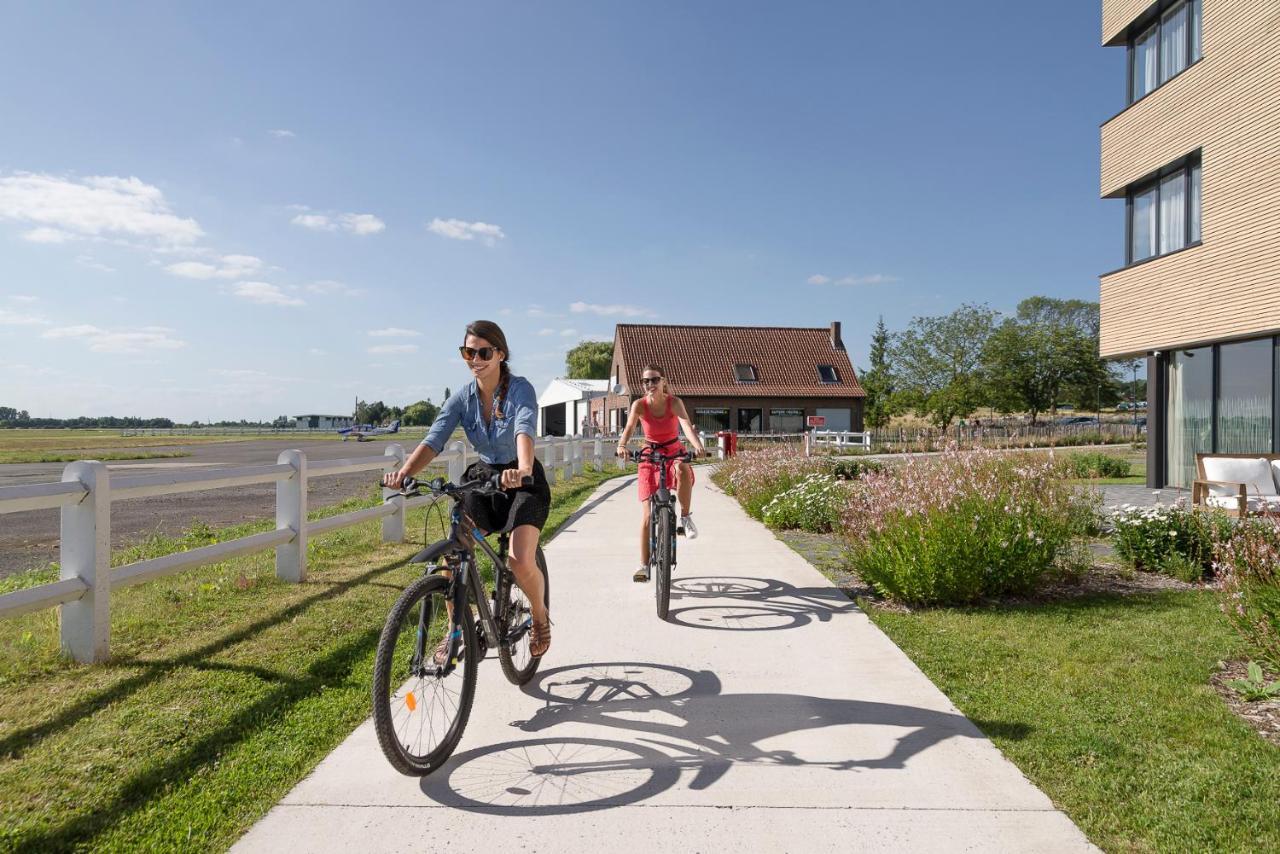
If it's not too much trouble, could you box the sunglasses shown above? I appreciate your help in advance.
[641,376,662,386]
[459,346,498,362]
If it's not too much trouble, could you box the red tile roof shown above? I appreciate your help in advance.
[615,324,864,398]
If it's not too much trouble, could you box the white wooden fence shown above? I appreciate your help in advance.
[0,436,624,663]
[808,430,873,450]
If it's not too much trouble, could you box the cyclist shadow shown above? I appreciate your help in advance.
[666,575,859,631]
[420,661,1029,815]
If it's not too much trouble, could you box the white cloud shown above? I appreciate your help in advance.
[76,256,115,273]
[368,344,419,355]
[810,272,900,286]
[232,281,305,307]
[8,295,38,303]
[42,324,186,353]
[526,304,559,318]
[569,301,653,318]
[305,279,365,297]
[0,308,50,326]
[426,218,505,246]
[537,328,556,336]
[165,254,263,280]
[308,348,326,356]
[22,227,73,244]
[269,129,297,139]
[368,327,421,338]
[291,208,385,235]
[0,172,203,245]
[560,328,579,338]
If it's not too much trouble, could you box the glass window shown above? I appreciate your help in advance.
[1190,161,1202,243]
[1218,339,1273,455]
[1161,2,1189,83]
[817,365,840,383]
[694,408,729,432]
[1131,184,1158,262]
[770,408,804,433]
[1132,23,1159,100]
[1160,169,1187,254]
[1166,347,1212,488]
[738,408,762,433]
[734,364,757,382]
[1191,0,1202,62]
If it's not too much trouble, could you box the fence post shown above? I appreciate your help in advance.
[382,443,405,543]
[447,440,466,484]
[574,439,584,476]
[60,460,110,663]
[276,449,308,583]
[594,437,603,470]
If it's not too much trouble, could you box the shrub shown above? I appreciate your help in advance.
[1215,517,1280,669]
[1065,451,1131,479]
[1109,503,1231,579]
[761,474,847,532]
[843,448,1097,605]
[713,447,877,521]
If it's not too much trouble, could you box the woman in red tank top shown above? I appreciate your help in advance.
[616,364,707,582]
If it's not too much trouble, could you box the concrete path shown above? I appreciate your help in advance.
[234,476,1095,853]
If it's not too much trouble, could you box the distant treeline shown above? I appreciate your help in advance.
[0,408,178,429]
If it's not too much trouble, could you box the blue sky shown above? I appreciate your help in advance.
[0,1,1125,421]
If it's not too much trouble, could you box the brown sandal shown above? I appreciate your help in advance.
[529,617,552,658]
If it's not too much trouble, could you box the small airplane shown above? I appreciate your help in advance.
[339,419,401,442]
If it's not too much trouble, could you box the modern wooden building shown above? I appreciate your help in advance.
[1099,0,1280,487]
[598,322,864,435]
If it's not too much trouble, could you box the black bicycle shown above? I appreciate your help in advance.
[630,444,694,620]
[371,472,549,776]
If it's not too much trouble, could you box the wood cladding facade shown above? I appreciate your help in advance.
[1099,0,1280,358]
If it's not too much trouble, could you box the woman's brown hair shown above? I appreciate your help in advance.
[466,320,512,419]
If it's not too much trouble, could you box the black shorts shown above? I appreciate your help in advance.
[460,459,551,534]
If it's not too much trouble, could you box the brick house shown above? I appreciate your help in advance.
[596,322,865,435]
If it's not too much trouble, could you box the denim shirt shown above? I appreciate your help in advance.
[421,375,538,464]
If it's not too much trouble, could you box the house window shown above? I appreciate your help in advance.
[738,408,762,433]
[1128,0,1200,104]
[694,408,730,432]
[1126,152,1201,264]
[734,364,758,382]
[817,365,840,384]
[770,408,804,433]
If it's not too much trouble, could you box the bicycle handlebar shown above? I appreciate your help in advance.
[628,446,696,464]
[385,471,532,501]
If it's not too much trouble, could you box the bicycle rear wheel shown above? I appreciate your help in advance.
[372,573,477,776]
[498,546,550,685]
[655,506,673,620]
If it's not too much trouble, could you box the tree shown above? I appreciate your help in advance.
[0,407,17,423]
[565,341,613,379]
[402,399,439,427]
[859,317,896,429]
[442,387,452,404]
[891,304,996,428]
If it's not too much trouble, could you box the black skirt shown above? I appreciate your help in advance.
[460,458,552,533]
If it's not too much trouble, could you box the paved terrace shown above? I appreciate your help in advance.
[235,475,1095,853]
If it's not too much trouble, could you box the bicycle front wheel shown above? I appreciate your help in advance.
[498,546,550,686]
[372,573,477,776]
[655,507,673,620]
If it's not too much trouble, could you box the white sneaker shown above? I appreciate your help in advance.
[633,564,650,582]
[680,514,698,539]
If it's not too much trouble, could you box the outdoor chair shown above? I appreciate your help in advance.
[1192,452,1280,518]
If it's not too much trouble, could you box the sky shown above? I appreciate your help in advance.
[0,1,1127,421]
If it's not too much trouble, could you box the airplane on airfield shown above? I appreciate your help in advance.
[339,419,401,442]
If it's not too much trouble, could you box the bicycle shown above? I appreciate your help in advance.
[629,444,694,620]
[371,472,550,776]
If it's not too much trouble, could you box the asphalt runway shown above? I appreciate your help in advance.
[0,438,419,580]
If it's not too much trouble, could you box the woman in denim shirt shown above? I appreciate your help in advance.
[383,320,552,657]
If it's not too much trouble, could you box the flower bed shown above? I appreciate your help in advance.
[1215,517,1280,669]
[1109,503,1232,582]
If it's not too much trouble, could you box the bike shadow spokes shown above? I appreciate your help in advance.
[421,661,1021,815]
[666,575,858,631]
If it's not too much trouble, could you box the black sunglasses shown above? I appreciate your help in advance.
[459,346,498,361]
[641,376,662,386]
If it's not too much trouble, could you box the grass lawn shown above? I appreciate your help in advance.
[867,588,1280,851]
[773,527,1280,851]
[0,463,629,852]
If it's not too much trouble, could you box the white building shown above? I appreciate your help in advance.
[294,414,354,430]
[536,379,608,437]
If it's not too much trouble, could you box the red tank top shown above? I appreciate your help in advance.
[641,398,680,445]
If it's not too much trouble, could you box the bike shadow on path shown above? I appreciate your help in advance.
[420,661,1031,815]
[666,575,859,631]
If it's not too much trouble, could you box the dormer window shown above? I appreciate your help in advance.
[817,365,840,383]
[734,363,758,382]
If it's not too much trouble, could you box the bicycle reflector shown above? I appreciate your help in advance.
[405,692,417,712]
